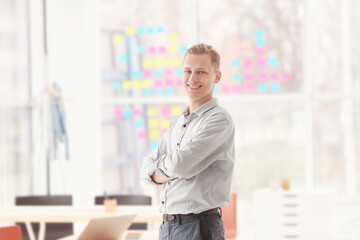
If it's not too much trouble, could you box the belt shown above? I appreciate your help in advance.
[163,208,221,222]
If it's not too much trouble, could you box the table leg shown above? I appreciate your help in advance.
[38,222,46,240]
[25,222,36,240]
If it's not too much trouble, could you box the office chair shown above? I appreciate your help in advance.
[0,225,22,240]
[222,193,237,240]
[95,194,152,230]
[15,195,74,240]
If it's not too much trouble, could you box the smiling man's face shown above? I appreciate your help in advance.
[183,54,221,107]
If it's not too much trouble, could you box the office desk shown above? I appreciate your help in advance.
[0,205,162,240]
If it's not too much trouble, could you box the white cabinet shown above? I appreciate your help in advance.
[252,189,336,240]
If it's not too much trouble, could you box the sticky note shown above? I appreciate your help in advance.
[232,59,241,67]
[166,88,175,95]
[122,81,132,90]
[154,59,162,68]
[244,59,252,68]
[112,81,121,90]
[282,72,292,81]
[161,107,170,117]
[133,81,142,89]
[147,27,155,34]
[154,80,162,88]
[165,79,173,87]
[135,120,145,128]
[258,73,267,81]
[269,58,278,67]
[171,106,182,116]
[158,45,167,54]
[169,33,178,42]
[149,119,159,129]
[244,74,253,81]
[176,69,183,77]
[180,45,187,53]
[169,44,178,53]
[214,85,219,94]
[114,108,122,118]
[148,108,158,116]
[149,46,156,54]
[258,83,268,92]
[137,45,145,53]
[255,38,265,47]
[271,83,281,92]
[142,89,151,96]
[176,79,183,87]
[133,108,143,117]
[138,130,147,139]
[256,29,265,39]
[257,58,266,67]
[220,85,230,94]
[161,120,171,129]
[142,69,152,78]
[164,69,173,76]
[156,27,164,33]
[270,73,279,81]
[126,28,136,36]
[142,80,151,88]
[113,35,123,44]
[143,59,152,68]
[171,59,181,66]
[132,71,141,79]
[256,47,266,56]
[154,89,163,95]
[119,55,128,62]
[232,84,241,93]
[154,70,163,78]
[123,109,132,118]
[137,27,145,36]
[150,141,158,150]
[150,130,160,140]
[244,84,255,92]
[233,73,242,82]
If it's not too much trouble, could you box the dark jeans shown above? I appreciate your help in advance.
[159,212,225,240]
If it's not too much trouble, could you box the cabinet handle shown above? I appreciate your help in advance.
[284,235,299,238]
[284,223,298,226]
[284,194,298,198]
[284,214,298,217]
[283,204,298,207]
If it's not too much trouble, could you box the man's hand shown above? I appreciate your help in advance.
[151,171,177,184]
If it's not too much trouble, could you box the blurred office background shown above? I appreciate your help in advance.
[1,0,360,239]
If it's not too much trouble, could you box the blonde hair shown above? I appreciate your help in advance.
[183,43,220,71]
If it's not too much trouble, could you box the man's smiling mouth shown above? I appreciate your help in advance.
[187,84,202,89]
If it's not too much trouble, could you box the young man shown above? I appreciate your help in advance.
[141,43,235,240]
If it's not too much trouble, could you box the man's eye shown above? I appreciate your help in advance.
[199,71,205,74]
[184,70,191,73]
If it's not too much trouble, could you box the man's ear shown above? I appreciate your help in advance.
[215,71,222,84]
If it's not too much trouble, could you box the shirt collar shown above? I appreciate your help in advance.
[182,98,219,118]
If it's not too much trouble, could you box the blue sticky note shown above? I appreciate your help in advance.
[119,55,128,62]
[135,120,145,128]
[112,81,121,90]
[258,83,268,92]
[124,109,132,118]
[147,27,155,34]
[150,141,158,150]
[180,45,187,53]
[233,73,242,82]
[232,59,241,67]
[154,89,163,95]
[142,89,151,96]
[213,85,219,94]
[166,87,175,95]
[176,69,183,77]
[132,71,142,79]
[271,83,281,93]
[137,27,145,36]
[154,70,163,78]
[156,27,164,33]
[255,39,265,47]
[137,45,145,53]
[256,29,265,39]
[268,58,278,67]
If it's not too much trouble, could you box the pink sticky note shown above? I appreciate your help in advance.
[257,58,266,67]
[165,79,173,87]
[244,84,255,92]
[232,84,241,93]
[220,85,230,94]
[114,108,123,118]
[133,108,143,117]
[256,47,266,56]
[244,59,252,68]
[164,69,173,76]
[142,69,152,78]
[161,129,167,136]
[161,107,170,117]
[282,72,292,81]
[270,73,279,81]
[176,78,183,87]
[258,73,267,81]
[158,45,166,54]
[138,130,147,139]
[154,80,162,88]
[245,73,253,82]
[149,46,156,54]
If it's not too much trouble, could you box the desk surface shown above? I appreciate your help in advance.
[0,205,162,223]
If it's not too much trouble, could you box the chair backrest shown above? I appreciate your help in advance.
[222,193,237,239]
[94,194,151,230]
[15,195,73,240]
[0,225,22,240]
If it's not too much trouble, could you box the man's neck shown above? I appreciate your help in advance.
[189,97,213,113]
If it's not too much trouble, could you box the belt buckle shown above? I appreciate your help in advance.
[165,214,175,221]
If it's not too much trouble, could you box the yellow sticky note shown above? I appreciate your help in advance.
[142,80,151,88]
[154,59,162,68]
[169,44,178,53]
[169,33,178,42]
[143,59,152,69]
[113,35,123,44]
[150,130,160,140]
[148,108,158,117]
[161,120,171,129]
[126,27,136,36]
[123,81,132,90]
[149,119,159,129]
[171,58,181,66]
[133,81,142,89]
[171,106,182,116]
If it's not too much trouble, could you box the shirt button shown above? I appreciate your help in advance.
[162,201,165,204]
[177,143,180,146]
[183,124,186,127]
